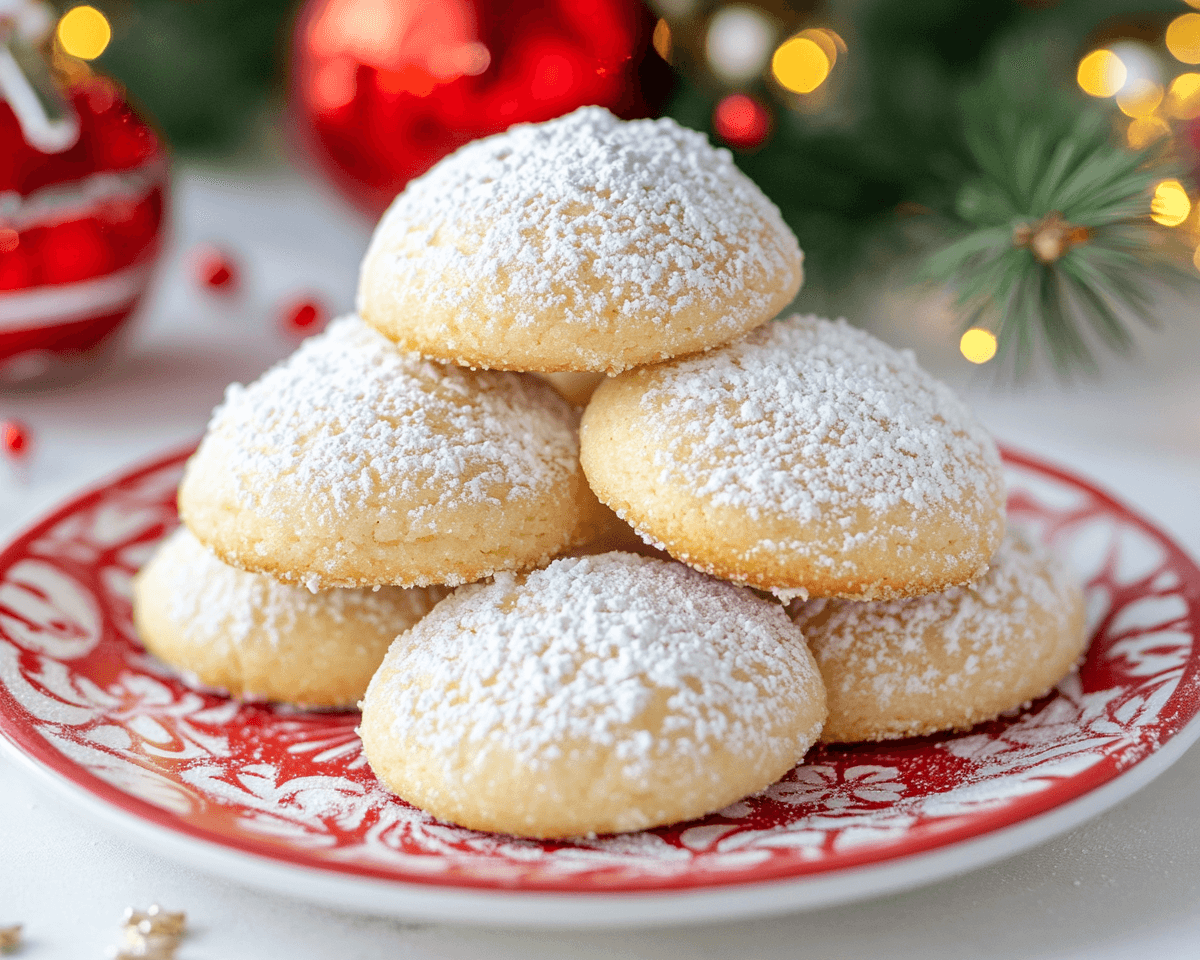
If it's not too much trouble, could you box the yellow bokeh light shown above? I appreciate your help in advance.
[960,328,998,365]
[772,36,831,94]
[1151,179,1191,227]
[652,19,672,63]
[1077,49,1126,97]
[1167,13,1200,65]
[1116,79,1163,118]
[1127,116,1171,149]
[798,28,841,70]
[1167,73,1200,118]
[57,5,111,60]
[820,28,848,55]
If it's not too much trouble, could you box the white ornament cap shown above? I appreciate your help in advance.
[0,0,81,154]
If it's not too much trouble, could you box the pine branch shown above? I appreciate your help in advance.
[920,46,1194,375]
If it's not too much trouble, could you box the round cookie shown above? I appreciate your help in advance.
[133,527,448,708]
[179,315,594,590]
[357,106,803,374]
[360,552,827,838]
[788,533,1087,742]
[581,314,1007,602]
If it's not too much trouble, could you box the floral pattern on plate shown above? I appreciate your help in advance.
[0,447,1197,893]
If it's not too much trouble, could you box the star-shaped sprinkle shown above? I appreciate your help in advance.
[109,905,186,959]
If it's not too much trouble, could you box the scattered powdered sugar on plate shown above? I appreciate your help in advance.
[201,315,580,529]
[362,106,800,330]
[152,526,444,649]
[789,533,1080,706]
[642,315,1002,523]
[375,553,819,779]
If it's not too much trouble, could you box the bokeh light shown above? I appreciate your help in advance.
[814,28,847,62]
[713,93,771,149]
[1151,179,1191,227]
[652,19,672,63]
[1166,13,1200,65]
[1167,73,1200,118]
[1116,79,1162,118]
[1111,40,1164,88]
[529,53,574,102]
[706,5,775,84]
[57,5,111,60]
[1127,116,1171,149]
[772,36,831,94]
[1077,49,1126,97]
[960,329,998,365]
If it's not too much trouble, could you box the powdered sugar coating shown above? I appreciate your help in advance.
[153,527,443,650]
[176,312,596,591]
[788,532,1087,740]
[201,315,578,531]
[644,315,1001,523]
[358,106,802,371]
[581,314,1006,600]
[369,553,821,780]
[189,312,578,532]
[133,525,449,706]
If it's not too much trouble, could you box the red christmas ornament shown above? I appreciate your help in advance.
[0,5,168,386]
[281,297,329,337]
[713,93,771,150]
[288,0,671,215]
[1,420,31,461]
[194,246,239,293]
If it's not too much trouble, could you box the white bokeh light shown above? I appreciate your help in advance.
[1109,40,1164,92]
[706,4,776,84]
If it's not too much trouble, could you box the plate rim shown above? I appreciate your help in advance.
[1,441,1199,926]
[5,706,1199,928]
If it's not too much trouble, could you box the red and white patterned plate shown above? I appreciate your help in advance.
[1,446,1198,927]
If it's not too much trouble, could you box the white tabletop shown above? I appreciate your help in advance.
[2,166,1199,959]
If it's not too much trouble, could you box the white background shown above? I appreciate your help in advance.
[1,168,1199,958]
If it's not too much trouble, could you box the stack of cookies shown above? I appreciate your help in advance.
[133,107,1086,840]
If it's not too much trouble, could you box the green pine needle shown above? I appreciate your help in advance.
[921,49,1193,375]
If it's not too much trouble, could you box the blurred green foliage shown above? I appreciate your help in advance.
[667,0,1189,297]
[81,1,1194,317]
[89,0,296,153]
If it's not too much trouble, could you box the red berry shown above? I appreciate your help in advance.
[282,297,328,336]
[195,246,239,292]
[2,420,31,460]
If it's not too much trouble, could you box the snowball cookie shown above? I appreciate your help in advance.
[178,315,593,590]
[357,106,803,374]
[133,527,448,708]
[788,533,1087,742]
[581,315,1006,602]
[360,552,827,838]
